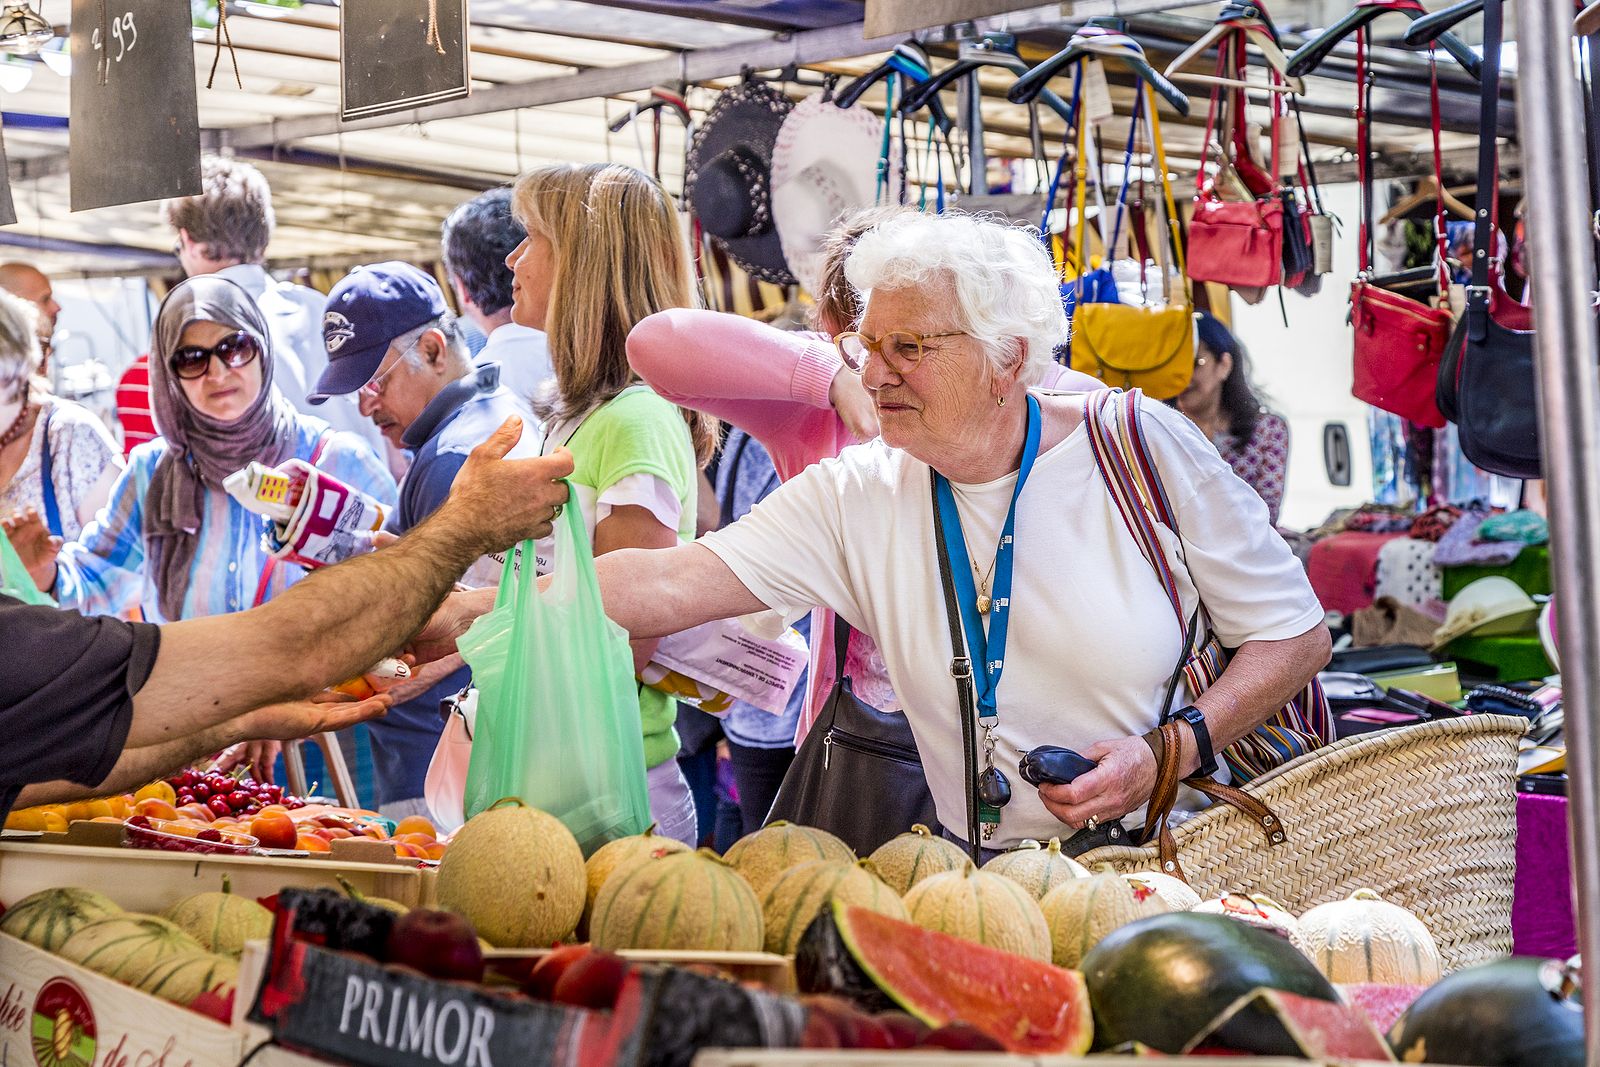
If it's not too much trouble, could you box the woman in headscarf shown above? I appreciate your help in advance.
[8,275,395,621]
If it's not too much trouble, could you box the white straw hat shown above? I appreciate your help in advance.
[1431,575,1540,651]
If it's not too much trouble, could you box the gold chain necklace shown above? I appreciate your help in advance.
[959,526,999,615]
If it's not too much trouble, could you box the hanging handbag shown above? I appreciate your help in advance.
[1436,0,1541,477]
[1071,82,1198,400]
[1186,47,1285,290]
[1084,389,1334,781]
[1349,34,1453,429]
[766,620,939,856]
[1292,95,1336,284]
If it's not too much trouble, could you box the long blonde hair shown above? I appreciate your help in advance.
[512,162,716,465]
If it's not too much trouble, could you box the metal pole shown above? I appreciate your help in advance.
[959,71,988,198]
[1514,0,1600,1054]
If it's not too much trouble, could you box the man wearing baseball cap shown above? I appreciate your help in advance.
[313,261,531,819]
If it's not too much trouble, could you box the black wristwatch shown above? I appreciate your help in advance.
[1176,706,1218,777]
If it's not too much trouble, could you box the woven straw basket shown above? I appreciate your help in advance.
[1077,714,1525,972]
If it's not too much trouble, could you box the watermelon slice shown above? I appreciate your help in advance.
[1337,983,1429,1035]
[812,901,1092,1055]
[1185,988,1395,1061]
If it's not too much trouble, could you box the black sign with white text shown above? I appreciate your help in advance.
[340,0,470,122]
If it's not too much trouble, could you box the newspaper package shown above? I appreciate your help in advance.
[224,458,390,569]
[642,611,809,716]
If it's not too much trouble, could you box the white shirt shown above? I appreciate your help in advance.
[700,391,1324,847]
[478,322,554,410]
[214,263,385,458]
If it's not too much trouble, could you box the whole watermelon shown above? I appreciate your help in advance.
[1389,956,1582,1067]
[1082,912,1337,1053]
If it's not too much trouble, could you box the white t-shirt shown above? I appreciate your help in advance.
[700,391,1324,847]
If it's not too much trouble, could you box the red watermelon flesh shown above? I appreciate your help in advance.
[1338,983,1429,1035]
[831,902,1092,1055]
[1186,988,1394,1061]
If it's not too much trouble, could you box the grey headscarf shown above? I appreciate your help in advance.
[146,275,298,620]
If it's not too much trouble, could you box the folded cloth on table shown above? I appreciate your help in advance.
[1478,510,1549,546]
[1409,504,1463,542]
[1354,596,1443,648]
[1307,531,1405,616]
[1374,537,1445,621]
[1434,508,1522,568]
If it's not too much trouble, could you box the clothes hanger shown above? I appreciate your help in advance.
[1009,18,1192,116]
[1402,0,1485,45]
[897,33,1075,122]
[606,88,692,135]
[835,40,956,133]
[739,63,841,95]
[1579,0,1600,35]
[1164,0,1306,94]
[1284,0,1481,80]
[1378,174,1474,222]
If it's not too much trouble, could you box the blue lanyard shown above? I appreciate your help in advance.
[933,394,1043,725]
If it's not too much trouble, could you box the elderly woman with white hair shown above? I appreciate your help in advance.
[416,212,1330,857]
[0,288,121,543]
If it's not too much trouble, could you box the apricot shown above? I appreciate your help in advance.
[393,816,437,840]
[295,834,331,853]
[135,798,178,821]
[134,781,177,806]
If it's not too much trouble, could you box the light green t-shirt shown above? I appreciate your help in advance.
[543,386,697,768]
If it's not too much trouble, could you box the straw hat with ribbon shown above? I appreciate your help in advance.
[770,93,888,296]
[1431,575,1541,650]
[685,79,796,286]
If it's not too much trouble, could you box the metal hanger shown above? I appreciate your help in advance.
[1284,0,1481,79]
[738,63,841,96]
[1164,0,1306,93]
[1402,0,1486,45]
[835,40,955,133]
[1009,18,1192,116]
[606,88,692,135]
[897,33,1075,122]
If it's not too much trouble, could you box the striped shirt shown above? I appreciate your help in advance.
[54,414,396,623]
[114,354,156,457]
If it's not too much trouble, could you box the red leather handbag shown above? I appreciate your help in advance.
[1186,50,1284,289]
[1349,33,1451,429]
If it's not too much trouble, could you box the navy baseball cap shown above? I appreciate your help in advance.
[310,261,448,402]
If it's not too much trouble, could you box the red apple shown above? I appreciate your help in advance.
[384,910,485,983]
[550,951,630,1011]
[522,944,591,1001]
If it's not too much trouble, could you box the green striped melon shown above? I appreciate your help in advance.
[1040,872,1169,968]
[867,824,969,896]
[1297,889,1442,984]
[0,888,123,951]
[436,799,586,948]
[761,859,908,956]
[58,915,204,982]
[724,822,854,899]
[982,838,1091,900]
[135,952,239,1007]
[580,824,692,935]
[591,849,763,952]
[163,876,273,958]
[902,864,1052,962]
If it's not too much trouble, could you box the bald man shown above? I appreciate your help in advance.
[0,263,59,366]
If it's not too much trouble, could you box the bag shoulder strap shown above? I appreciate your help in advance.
[38,405,61,539]
[929,469,983,865]
[1467,0,1503,340]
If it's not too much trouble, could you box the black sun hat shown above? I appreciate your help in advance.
[685,79,797,287]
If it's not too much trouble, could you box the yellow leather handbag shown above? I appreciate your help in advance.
[1070,85,1197,400]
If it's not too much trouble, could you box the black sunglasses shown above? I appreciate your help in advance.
[169,331,260,380]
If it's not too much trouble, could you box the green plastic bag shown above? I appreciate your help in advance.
[458,484,651,853]
[0,527,54,606]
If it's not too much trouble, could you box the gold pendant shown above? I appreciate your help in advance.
[977,594,992,615]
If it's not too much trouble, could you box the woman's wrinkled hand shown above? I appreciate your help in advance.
[829,368,880,442]
[1036,734,1158,830]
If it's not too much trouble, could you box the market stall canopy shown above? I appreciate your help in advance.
[0,0,1515,276]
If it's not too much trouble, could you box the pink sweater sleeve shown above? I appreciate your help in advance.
[628,309,854,481]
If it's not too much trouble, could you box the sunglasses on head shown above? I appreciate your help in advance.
[169,331,260,380]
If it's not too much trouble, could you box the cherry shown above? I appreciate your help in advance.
[207,797,232,818]
[176,793,196,807]
[228,790,253,809]
[191,784,211,801]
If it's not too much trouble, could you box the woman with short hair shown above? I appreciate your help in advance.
[431,211,1329,854]
[0,289,121,543]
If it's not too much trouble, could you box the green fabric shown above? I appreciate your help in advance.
[1477,510,1548,545]
[1443,633,1555,684]
[1440,545,1551,600]
[568,387,698,768]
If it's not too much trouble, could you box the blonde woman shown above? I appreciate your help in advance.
[506,162,716,845]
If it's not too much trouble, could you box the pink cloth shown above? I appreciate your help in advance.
[1513,791,1576,959]
[628,308,1095,743]
[1306,531,1404,617]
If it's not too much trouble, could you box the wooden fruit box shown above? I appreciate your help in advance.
[484,947,795,993]
[0,840,431,911]
[0,930,246,1067]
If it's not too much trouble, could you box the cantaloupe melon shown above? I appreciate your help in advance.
[0,888,122,951]
[761,859,908,956]
[436,799,586,948]
[1298,889,1442,984]
[902,864,1052,962]
[1123,870,1202,911]
[591,849,763,952]
[1039,872,1169,968]
[724,822,854,898]
[867,824,969,895]
[581,824,692,934]
[982,838,1090,900]
[59,915,204,982]
[1193,892,1312,956]
[135,952,239,1007]
[163,876,272,958]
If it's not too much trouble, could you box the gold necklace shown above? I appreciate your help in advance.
[960,527,999,615]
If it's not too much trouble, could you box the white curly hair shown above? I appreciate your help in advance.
[0,288,40,403]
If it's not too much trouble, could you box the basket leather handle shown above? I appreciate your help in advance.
[1146,721,1289,882]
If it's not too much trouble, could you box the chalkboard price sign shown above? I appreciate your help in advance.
[69,0,201,212]
[341,0,470,122]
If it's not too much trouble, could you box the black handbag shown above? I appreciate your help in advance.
[1436,0,1541,476]
[765,619,938,856]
